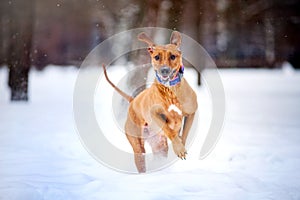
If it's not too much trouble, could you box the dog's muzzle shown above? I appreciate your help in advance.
[158,66,178,81]
[159,66,172,80]
[155,65,184,87]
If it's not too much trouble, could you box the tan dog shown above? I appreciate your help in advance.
[103,31,197,173]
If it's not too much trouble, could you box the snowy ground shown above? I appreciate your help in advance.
[0,65,300,200]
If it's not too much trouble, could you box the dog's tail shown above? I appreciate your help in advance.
[102,64,134,102]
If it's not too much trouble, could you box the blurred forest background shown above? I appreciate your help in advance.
[0,0,300,100]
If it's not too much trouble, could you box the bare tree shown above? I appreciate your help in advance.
[7,0,34,101]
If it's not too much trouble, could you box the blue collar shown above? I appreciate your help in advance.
[156,66,184,87]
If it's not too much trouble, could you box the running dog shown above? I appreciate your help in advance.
[103,31,197,173]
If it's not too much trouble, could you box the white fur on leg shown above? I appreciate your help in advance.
[168,104,182,115]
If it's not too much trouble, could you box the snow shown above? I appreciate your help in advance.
[1,65,300,199]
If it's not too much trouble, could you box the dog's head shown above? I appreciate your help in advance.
[138,31,183,82]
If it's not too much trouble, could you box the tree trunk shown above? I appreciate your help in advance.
[168,0,184,31]
[7,0,34,101]
[181,0,202,85]
[128,0,161,95]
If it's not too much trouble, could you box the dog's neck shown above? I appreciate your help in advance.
[155,78,182,111]
[155,65,184,87]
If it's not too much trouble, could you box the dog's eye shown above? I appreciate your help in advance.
[170,55,176,60]
[154,55,160,60]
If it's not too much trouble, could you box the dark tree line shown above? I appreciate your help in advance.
[0,0,299,101]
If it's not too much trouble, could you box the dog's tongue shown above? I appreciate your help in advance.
[162,75,169,81]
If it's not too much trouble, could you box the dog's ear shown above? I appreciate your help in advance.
[138,32,155,47]
[170,31,181,47]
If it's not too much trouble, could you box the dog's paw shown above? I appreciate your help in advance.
[172,138,187,160]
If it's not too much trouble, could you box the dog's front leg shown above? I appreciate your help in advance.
[150,107,186,159]
[181,112,195,146]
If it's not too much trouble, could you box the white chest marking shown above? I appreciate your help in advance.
[168,104,182,116]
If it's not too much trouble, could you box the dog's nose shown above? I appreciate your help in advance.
[159,66,171,76]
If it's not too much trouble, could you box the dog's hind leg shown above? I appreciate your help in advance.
[125,118,146,173]
[126,134,146,173]
[147,133,168,158]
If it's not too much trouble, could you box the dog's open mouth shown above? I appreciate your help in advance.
[156,68,177,82]
[158,73,172,81]
[162,75,169,80]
